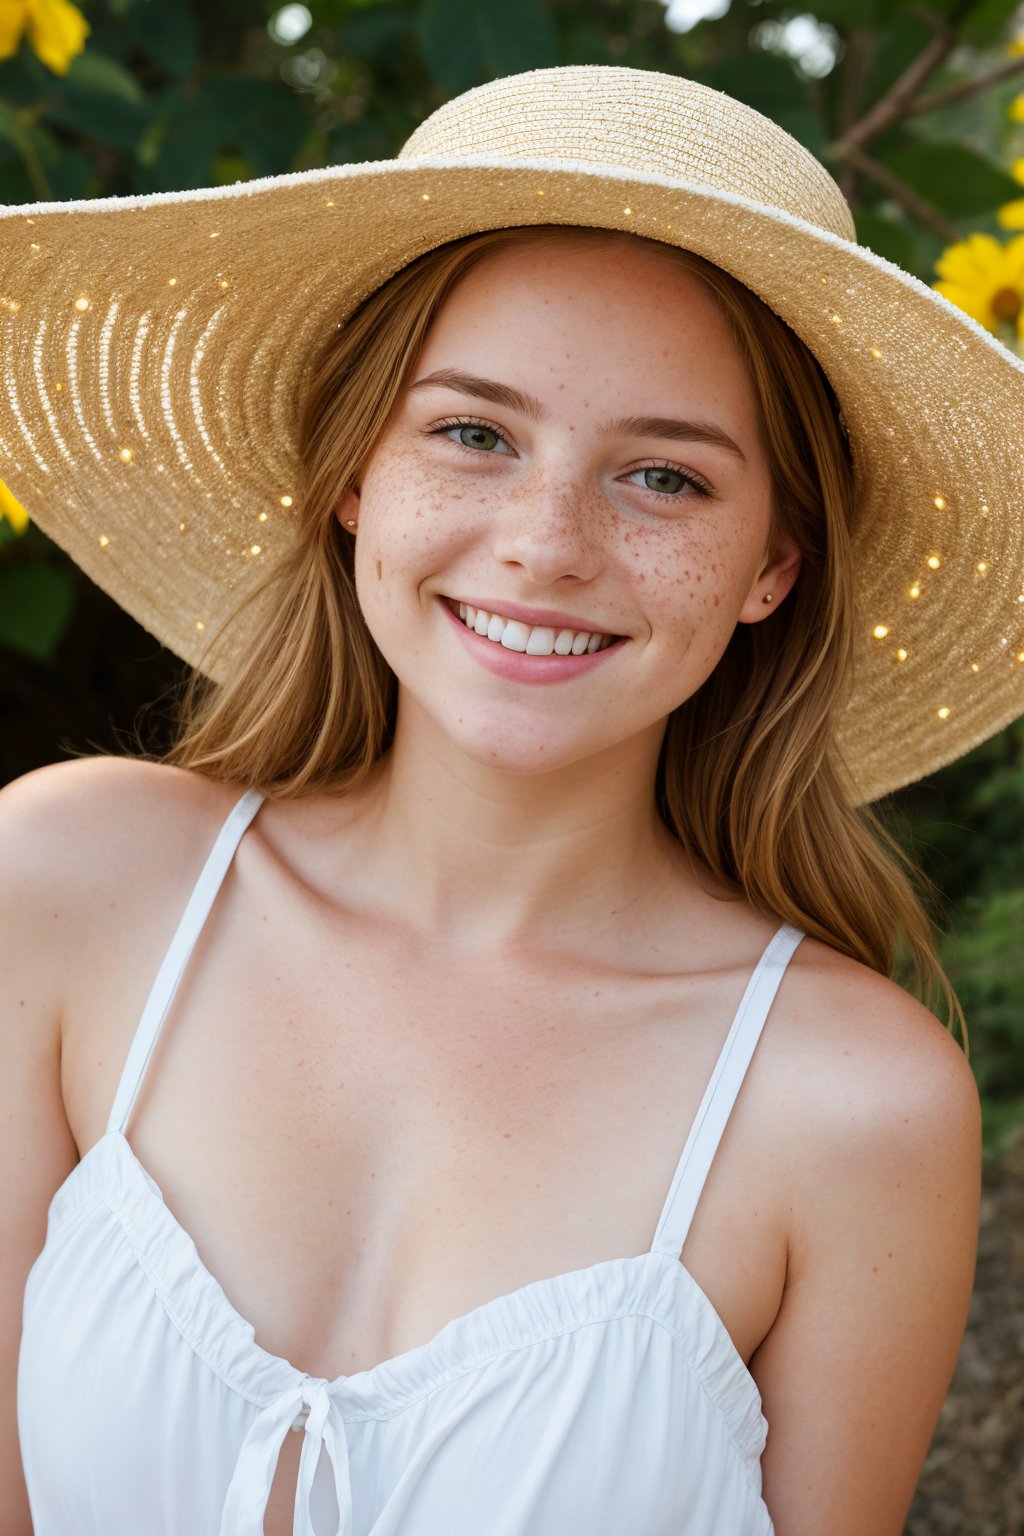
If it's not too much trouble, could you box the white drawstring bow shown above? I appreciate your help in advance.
[219,1377,352,1536]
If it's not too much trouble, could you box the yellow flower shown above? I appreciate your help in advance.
[934,233,1024,337]
[1010,93,1024,122]
[0,0,90,76]
[997,201,1024,230]
[996,160,1024,230]
[0,475,28,532]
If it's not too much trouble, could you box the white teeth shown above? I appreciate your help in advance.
[525,626,556,656]
[453,601,615,658]
[500,620,530,652]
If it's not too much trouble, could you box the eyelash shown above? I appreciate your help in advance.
[426,416,713,499]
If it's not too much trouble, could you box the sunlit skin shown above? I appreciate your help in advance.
[333,235,801,943]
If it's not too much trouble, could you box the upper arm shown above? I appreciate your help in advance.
[0,753,226,1533]
[751,973,981,1536]
[0,764,83,1533]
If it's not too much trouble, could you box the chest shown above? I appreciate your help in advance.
[61,902,790,1384]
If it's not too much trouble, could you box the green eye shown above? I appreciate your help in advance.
[642,467,686,494]
[458,425,502,451]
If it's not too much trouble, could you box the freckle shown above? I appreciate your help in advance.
[108,900,117,910]
[19,999,25,1007]
[713,594,719,607]
[503,1131,512,1139]
[415,508,423,518]
[887,1252,893,1258]
[376,559,382,580]
[872,1265,878,1273]
[52,912,58,919]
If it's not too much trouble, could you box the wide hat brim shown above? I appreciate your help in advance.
[1,64,1022,806]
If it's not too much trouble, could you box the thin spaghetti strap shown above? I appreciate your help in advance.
[650,921,805,1259]
[105,787,267,1138]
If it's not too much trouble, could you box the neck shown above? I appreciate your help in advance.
[346,696,686,951]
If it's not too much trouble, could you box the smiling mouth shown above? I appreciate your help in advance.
[449,600,621,656]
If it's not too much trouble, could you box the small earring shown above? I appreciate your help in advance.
[345,519,357,529]
[762,593,774,604]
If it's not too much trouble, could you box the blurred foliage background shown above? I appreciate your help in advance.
[1,0,1023,1162]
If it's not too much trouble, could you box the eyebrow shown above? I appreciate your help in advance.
[407,368,747,461]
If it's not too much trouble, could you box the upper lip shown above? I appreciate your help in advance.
[444,595,623,636]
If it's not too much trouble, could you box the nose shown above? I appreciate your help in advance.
[491,471,602,587]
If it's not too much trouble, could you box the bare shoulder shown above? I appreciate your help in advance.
[764,940,982,1314]
[3,755,253,937]
[773,932,980,1175]
[0,754,242,891]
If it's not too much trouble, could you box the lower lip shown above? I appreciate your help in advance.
[439,599,625,685]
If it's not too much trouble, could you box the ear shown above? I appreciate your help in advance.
[736,540,802,625]
[335,485,360,532]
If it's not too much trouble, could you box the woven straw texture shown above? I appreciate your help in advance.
[0,64,1022,805]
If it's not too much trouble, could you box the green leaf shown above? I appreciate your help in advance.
[342,2,410,56]
[0,561,75,662]
[149,76,310,190]
[415,0,487,94]
[886,141,1021,219]
[45,96,152,157]
[415,0,554,93]
[0,98,23,148]
[63,49,145,103]
[479,0,558,79]
[959,0,1021,44]
[123,0,198,80]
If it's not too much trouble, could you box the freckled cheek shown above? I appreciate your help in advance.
[354,458,486,606]
[637,526,753,664]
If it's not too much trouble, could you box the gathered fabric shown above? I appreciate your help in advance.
[18,787,804,1534]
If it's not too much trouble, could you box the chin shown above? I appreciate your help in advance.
[444,720,589,776]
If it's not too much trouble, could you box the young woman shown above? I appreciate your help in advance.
[3,64,1013,1536]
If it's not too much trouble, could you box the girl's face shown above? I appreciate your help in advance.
[340,235,801,776]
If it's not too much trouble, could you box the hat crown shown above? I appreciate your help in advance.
[400,65,856,243]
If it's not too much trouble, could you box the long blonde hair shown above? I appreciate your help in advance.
[159,225,966,1048]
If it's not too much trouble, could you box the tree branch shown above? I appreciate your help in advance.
[833,14,957,156]
[841,144,961,243]
[904,54,1024,118]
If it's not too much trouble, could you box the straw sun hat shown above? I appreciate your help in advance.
[1,63,1022,805]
